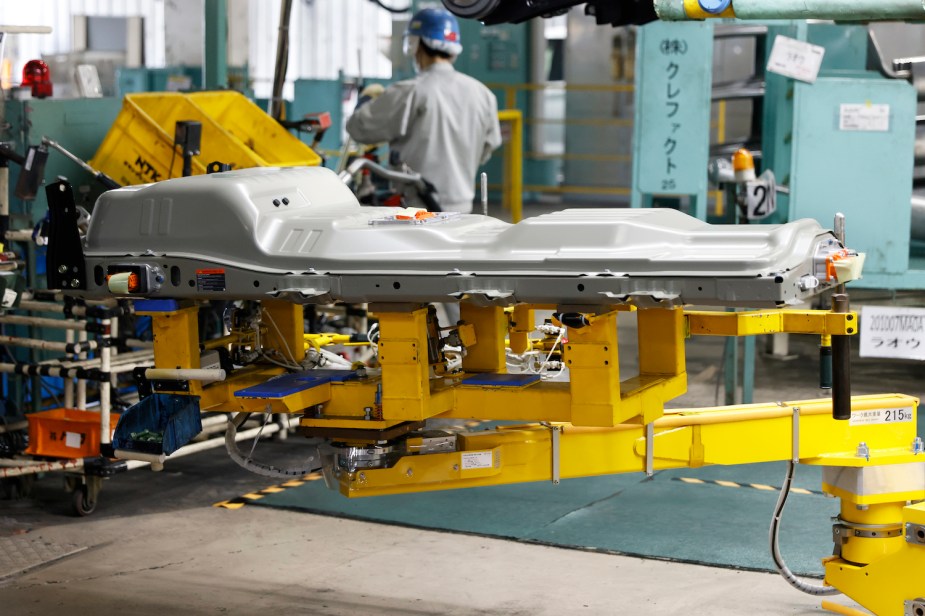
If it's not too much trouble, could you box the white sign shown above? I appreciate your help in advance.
[65,432,82,449]
[860,305,925,361]
[767,35,825,83]
[849,407,914,427]
[839,104,890,132]
[460,451,493,470]
[1,288,17,308]
[745,171,777,221]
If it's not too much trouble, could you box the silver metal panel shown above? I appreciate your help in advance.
[823,463,925,497]
[81,166,852,307]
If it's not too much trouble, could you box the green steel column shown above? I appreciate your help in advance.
[204,0,228,89]
[724,336,738,406]
[742,334,755,405]
[655,0,925,21]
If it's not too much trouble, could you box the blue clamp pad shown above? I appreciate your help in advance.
[461,373,541,388]
[134,299,181,312]
[234,369,356,398]
[298,369,359,384]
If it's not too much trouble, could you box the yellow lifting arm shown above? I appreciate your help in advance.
[685,309,858,337]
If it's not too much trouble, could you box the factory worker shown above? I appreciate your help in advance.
[346,7,502,214]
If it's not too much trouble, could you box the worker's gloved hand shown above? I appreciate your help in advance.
[355,83,385,110]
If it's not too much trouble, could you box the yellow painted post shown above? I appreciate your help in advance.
[638,308,686,376]
[824,499,925,616]
[509,304,534,355]
[836,500,907,566]
[715,100,727,217]
[504,85,517,111]
[564,312,622,426]
[498,109,523,222]
[377,307,431,420]
[510,110,523,223]
[141,305,202,395]
[460,303,508,373]
[262,299,306,363]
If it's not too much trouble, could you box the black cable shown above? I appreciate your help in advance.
[225,412,321,478]
[769,461,840,596]
[371,0,411,13]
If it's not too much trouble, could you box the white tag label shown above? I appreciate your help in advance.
[65,432,82,448]
[1,288,16,308]
[860,306,925,361]
[839,104,890,132]
[850,407,914,426]
[745,171,777,221]
[461,451,493,470]
[766,35,825,83]
[24,148,35,171]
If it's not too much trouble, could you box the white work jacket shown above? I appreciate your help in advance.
[346,62,502,213]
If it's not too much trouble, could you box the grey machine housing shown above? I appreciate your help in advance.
[82,166,854,308]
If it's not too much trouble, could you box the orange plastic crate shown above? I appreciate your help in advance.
[24,408,119,459]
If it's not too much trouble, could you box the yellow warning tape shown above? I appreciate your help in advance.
[214,473,323,509]
[674,477,823,496]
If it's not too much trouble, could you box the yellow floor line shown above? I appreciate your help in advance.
[673,477,823,496]
[213,473,323,509]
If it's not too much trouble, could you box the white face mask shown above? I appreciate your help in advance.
[402,34,422,73]
[402,34,420,57]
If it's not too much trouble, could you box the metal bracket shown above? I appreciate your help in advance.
[834,523,903,542]
[543,422,562,485]
[904,599,925,616]
[152,379,190,393]
[906,523,925,545]
[645,422,654,479]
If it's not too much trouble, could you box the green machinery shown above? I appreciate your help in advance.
[629,19,918,405]
[631,20,715,218]
[632,20,917,290]
[759,23,917,289]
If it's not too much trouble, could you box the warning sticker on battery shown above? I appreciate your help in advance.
[196,269,226,292]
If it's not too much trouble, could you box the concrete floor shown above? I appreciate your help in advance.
[0,505,855,616]
[1,316,921,615]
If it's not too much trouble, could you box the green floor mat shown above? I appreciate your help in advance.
[255,413,922,574]
[254,460,837,576]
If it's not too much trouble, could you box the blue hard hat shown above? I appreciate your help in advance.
[405,8,462,57]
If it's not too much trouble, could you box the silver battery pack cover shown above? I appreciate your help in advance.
[82,166,856,307]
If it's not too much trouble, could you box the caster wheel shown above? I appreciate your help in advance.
[72,486,97,516]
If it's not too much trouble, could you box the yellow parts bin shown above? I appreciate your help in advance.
[90,91,321,186]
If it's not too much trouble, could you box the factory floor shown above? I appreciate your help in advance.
[4,322,919,615]
[0,502,852,616]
